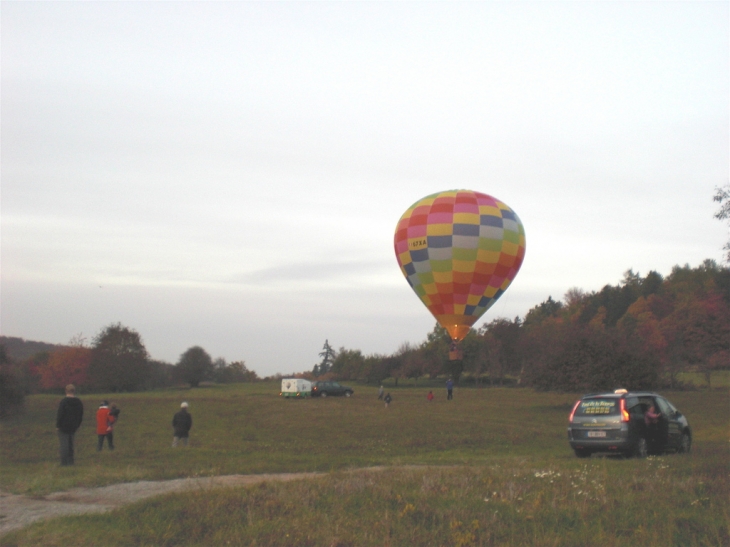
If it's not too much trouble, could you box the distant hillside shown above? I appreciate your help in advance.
[0,336,66,361]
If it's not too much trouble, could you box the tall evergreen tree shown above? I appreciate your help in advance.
[318,340,336,375]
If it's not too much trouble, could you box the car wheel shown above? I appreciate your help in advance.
[320,391,327,398]
[679,432,692,454]
[634,437,648,458]
[345,391,352,397]
[573,448,591,458]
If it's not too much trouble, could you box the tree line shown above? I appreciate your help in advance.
[0,326,258,417]
[302,260,729,393]
[1,260,727,417]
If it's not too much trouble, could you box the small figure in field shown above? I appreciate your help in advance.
[384,393,392,408]
[56,384,84,466]
[378,385,384,400]
[96,400,114,451]
[427,391,434,402]
[172,402,193,447]
[446,378,454,400]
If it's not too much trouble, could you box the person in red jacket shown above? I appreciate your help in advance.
[96,401,113,451]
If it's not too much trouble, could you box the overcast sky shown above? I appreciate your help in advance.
[2,1,728,377]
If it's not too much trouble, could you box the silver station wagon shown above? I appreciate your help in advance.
[567,390,692,458]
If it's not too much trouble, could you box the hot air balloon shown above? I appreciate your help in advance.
[394,189,526,347]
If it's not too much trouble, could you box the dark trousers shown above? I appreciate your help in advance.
[447,389,453,400]
[97,432,114,451]
[58,431,75,465]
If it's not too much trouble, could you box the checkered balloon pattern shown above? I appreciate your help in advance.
[394,190,526,341]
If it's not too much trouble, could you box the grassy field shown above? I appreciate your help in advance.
[1,383,728,546]
[676,370,730,389]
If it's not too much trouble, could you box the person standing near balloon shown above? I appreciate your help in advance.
[446,378,454,400]
[384,393,392,408]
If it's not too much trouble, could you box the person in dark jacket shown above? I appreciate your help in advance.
[172,402,192,447]
[56,384,84,466]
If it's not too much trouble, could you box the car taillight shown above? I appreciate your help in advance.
[620,399,629,422]
[569,400,581,422]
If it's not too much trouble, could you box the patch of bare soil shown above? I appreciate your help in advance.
[0,472,321,536]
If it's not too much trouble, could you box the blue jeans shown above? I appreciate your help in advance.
[58,431,75,465]
[172,435,189,447]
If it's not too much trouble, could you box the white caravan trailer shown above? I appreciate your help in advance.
[280,378,312,398]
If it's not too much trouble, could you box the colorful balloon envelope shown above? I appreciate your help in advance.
[394,189,526,342]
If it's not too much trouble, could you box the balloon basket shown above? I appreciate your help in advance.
[449,348,463,361]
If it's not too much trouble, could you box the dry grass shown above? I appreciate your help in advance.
[1,384,727,546]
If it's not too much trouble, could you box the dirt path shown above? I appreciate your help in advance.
[0,472,323,536]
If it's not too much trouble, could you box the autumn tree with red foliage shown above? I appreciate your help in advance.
[40,345,92,391]
[478,318,523,386]
[660,292,730,388]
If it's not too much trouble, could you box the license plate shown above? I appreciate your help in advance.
[587,431,606,438]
